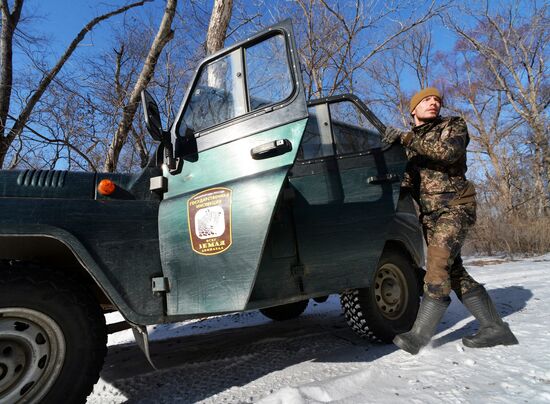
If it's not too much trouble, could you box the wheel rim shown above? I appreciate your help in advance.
[373,263,408,320]
[0,308,65,403]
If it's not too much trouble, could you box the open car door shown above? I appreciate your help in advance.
[290,95,409,293]
[158,20,308,316]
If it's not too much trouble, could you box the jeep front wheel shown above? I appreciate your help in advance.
[340,248,421,342]
[0,264,107,403]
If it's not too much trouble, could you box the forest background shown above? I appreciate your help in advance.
[1,0,548,255]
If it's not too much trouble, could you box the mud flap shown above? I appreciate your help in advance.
[131,324,157,370]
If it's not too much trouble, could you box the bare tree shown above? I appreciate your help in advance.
[289,0,452,99]
[19,1,207,173]
[202,0,233,89]
[399,25,433,90]
[442,51,521,215]
[446,0,549,214]
[206,0,233,55]
[104,0,177,172]
[362,23,450,129]
[362,50,411,127]
[0,0,149,168]
[91,24,158,171]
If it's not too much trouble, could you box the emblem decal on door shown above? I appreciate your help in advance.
[188,187,232,255]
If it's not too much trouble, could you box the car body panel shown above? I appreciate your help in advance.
[159,119,307,315]
[0,167,165,324]
[290,145,409,294]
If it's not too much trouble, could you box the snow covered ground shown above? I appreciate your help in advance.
[87,255,550,403]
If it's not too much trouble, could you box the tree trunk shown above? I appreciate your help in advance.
[0,0,24,160]
[206,0,233,56]
[103,0,177,172]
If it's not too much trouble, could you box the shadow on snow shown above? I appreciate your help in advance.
[96,285,531,402]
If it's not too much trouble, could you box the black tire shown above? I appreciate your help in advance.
[0,263,107,404]
[260,299,309,321]
[340,248,421,342]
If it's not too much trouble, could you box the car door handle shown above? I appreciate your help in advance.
[250,139,292,160]
[366,173,400,184]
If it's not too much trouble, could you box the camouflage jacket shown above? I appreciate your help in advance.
[402,116,475,213]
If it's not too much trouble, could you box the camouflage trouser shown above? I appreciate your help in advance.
[421,202,481,300]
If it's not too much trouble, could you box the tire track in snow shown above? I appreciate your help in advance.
[88,256,550,403]
[88,307,377,403]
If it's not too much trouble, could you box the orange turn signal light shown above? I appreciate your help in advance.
[98,179,116,196]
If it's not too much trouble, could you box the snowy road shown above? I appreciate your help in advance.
[87,255,550,403]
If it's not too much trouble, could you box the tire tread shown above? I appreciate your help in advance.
[0,261,107,404]
[339,248,420,343]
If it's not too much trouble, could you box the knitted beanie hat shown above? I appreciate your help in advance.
[409,87,441,113]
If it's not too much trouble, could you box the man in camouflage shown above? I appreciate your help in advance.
[383,87,518,355]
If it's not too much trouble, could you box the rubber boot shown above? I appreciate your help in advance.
[461,287,518,348]
[393,295,450,355]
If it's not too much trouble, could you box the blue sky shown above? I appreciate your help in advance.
[39,0,105,40]
[29,0,459,89]
[32,0,161,55]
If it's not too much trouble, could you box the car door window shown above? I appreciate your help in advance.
[246,35,293,110]
[182,50,246,134]
[329,100,381,155]
[297,104,333,160]
[179,33,294,137]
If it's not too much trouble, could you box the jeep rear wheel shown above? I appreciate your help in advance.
[0,264,107,404]
[260,299,309,321]
[340,248,421,342]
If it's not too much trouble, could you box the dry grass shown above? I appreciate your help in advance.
[465,259,511,266]
[467,214,550,256]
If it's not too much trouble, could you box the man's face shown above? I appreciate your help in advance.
[412,95,441,124]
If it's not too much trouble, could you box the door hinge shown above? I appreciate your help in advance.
[291,265,305,293]
[150,176,168,194]
[151,277,169,293]
[291,265,305,277]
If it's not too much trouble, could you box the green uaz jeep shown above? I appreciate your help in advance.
[0,20,424,403]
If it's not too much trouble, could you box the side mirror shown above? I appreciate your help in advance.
[141,90,163,142]
[141,89,179,171]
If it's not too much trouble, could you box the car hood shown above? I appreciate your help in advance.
[0,169,97,199]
